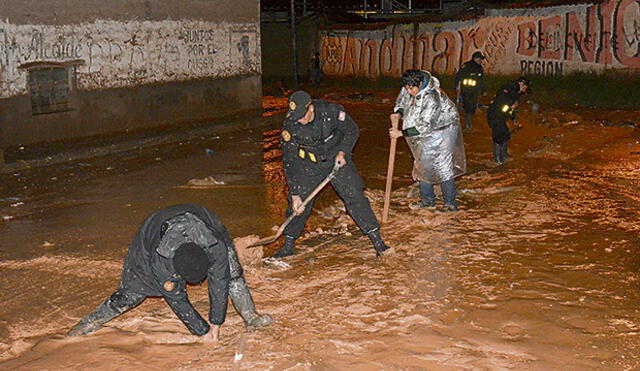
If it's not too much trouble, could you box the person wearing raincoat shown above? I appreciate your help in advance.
[389,70,466,211]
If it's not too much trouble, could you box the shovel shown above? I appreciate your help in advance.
[248,164,339,247]
[382,118,399,223]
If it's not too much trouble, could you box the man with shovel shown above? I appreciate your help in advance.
[68,204,272,340]
[272,90,392,258]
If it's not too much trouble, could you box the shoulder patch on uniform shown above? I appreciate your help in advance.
[163,280,175,292]
[338,111,346,121]
[281,130,291,142]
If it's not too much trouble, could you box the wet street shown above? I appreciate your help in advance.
[1,88,640,370]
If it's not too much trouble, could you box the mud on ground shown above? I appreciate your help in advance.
[1,88,640,370]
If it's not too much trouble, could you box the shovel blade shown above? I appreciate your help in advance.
[247,234,280,248]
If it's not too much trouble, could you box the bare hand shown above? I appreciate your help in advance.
[292,195,305,216]
[389,128,403,139]
[201,325,220,344]
[334,151,347,168]
[389,113,400,128]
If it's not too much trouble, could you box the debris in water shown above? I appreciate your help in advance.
[180,176,226,188]
[262,257,291,270]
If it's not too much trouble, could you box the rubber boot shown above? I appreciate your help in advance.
[229,277,273,328]
[464,113,473,130]
[367,229,393,257]
[67,300,119,336]
[492,142,503,165]
[272,235,296,258]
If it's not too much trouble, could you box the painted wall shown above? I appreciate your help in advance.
[320,0,640,78]
[0,0,261,146]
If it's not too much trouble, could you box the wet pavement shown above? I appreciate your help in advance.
[1,88,640,370]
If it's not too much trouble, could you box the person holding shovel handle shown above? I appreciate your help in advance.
[389,70,466,212]
[272,91,392,258]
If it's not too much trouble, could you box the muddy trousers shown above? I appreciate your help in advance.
[464,113,474,129]
[68,276,267,336]
[460,91,478,129]
[283,162,379,240]
[67,291,145,336]
[492,141,509,165]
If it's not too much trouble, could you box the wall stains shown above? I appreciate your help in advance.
[0,20,261,98]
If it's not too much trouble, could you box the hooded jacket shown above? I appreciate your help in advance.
[393,71,466,184]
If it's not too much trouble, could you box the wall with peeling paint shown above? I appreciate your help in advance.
[0,0,262,146]
[320,0,640,79]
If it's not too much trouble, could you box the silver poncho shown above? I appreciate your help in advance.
[394,71,466,184]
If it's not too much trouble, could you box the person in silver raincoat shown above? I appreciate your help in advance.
[389,70,466,211]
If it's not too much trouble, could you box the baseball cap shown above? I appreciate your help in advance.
[472,51,485,59]
[287,91,312,120]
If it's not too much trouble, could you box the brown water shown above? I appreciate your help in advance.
[1,89,639,370]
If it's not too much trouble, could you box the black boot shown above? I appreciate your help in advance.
[367,229,393,257]
[493,142,504,165]
[272,235,296,258]
[229,277,273,328]
[68,300,119,336]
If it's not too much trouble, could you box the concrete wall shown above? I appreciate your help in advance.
[0,0,261,146]
[320,0,640,78]
[261,16,323,80]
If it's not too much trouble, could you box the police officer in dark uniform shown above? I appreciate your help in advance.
[455,51,486,130]
[273,91,392,258]
[68,204,272,340]
[486,77,531,165]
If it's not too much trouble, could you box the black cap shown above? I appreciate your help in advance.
[472,51,485,60]
[287,91,312,120]
[173,242,210,284]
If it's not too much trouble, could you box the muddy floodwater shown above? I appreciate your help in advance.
[1,87,640,370]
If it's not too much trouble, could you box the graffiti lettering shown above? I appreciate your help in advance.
[0,21,258,98]
[321,0,639,79]
[520,60,564,75]
[183,29,215,43]
[188,56,215,71]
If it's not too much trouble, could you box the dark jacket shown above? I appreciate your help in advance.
[119,204,231,335]
[486,82,524,143]
[455,60,485,92]
[280,100,359,195]
[488,81,523,120]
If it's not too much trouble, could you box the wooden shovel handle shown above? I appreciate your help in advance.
[382,119,399,223]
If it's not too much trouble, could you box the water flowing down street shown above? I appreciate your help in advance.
[1,88,640,370]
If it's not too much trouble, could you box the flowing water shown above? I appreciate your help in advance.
[1,89,639,370]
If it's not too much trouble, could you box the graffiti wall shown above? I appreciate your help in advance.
[0,19,260,98]
[320,0,640,78]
